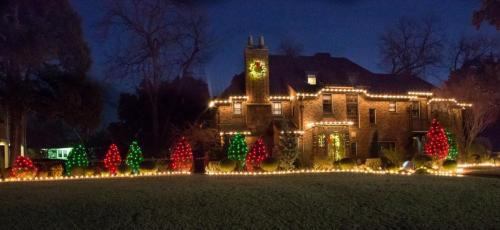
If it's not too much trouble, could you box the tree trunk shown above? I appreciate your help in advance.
[8,108,26,166]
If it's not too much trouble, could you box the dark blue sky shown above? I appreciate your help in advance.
[70,0,494,123]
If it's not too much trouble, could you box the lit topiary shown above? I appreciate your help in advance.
[11,156,37,178]
[104,144,121,175]
[170,137,193,172]
[126,140,144,174]
[65,144,89,176]
[424,119,449,160]
[245,138,268,171]
[445,129,459,160]
[227,133,248,169]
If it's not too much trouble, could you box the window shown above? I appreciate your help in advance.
[233,102,242,115]
[389,101,396,112]
[272,102,282,115]
[369,108,376,124]
[378,142,396,153]
[307,74,317,85]
[346,94,358,126]
[322,94,332,114]
[411,101,420,118]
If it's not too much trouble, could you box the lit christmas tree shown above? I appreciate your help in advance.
[104,144,122,175]
[170,137,193,172]
[424,119,449,160]
[11,156,37,178]
[227,133,248,168]
[279,132,299,170]
[126,140,144,174]
[445,129,459,160]
[245,137,269,171]
[65,144,89,175]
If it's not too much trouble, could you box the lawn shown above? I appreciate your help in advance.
[0,174,499,229]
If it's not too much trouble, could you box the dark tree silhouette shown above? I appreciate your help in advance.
[473,0,500,30]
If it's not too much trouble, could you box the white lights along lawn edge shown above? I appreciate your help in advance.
[0,171,191,183]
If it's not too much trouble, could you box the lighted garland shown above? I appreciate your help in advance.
[104,144,122,175]
[445,129,458,160]
[248,60,266,78]
[245,137,269,171]
[126,140,144,174]
[424,119,449,160]
[170,137,193,172]
[227,133,248,168]
[10,156,37,178]
[65,144,89,175]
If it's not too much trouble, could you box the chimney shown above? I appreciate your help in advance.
[258,35,265,48]
[247,35,254,48]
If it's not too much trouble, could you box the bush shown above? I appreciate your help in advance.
[219,159,236,172]
[414,168,429,174]
[365,158,382,170]
[313,155,334,170]
[261,158,279,172]
[155,160,169,173]
[37,170,49,178]
[71,167,86,177]
[86,166,102,176]
[381,148,405,167]
[50,164,64,177]
[205,161,221,173]
[338,158,356,170]
[413,155,433,169]
[118,163,131,174]
[442,160,458,171]
[140,161,158,174]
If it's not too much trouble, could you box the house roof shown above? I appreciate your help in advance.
[220,53,435,97]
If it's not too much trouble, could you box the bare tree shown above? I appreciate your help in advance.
[99,0,210,154]
[378,17,445,78]
[278,38,304,57]
[449,34,500,71]
[439,58,500,159]
[473,0,500,30]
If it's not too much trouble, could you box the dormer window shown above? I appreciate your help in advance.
[307,74,317,85]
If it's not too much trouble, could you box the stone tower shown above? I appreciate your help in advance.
[244,35,271,133]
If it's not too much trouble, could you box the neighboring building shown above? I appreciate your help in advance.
[0,106,9,168]
[212,36,471,166]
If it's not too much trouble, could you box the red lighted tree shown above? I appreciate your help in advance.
[104,144,122,175]
[11,156,37,178]
[424,119,450,160]
[170,137,193,172]
[245,138,269,171]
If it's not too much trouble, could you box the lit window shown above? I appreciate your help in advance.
[389,101,396,112]
[369,108,376,124]
[233,102,242,115]
[322,94,332,114]
[307,74,316,85]
[272,102,282,115]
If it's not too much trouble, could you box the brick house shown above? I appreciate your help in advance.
[210,36,470,166]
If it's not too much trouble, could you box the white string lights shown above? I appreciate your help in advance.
[0,171,191,183]
[206,168,461,177]
[307,121,354,128]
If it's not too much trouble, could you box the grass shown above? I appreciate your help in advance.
[0,174,499,229]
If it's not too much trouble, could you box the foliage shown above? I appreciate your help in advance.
[219,159,236,172]
[381,148,405,167]
[10,156,37,178]
[104,144,122,175]
[140,161,159,174]
[278,132,299,170]
[338,158,356,170]
[71,167,86,177]
[442,160,458,171]
[313,155,334,170]
[37,170,49,178]
[445,129,459,160]
[126,141,144,174]
[227,134,248,169]
[118,163,131,175]
[261,158,279,172]
[245,138,269,171]
[365,158,382,170]
[50,164,64,177]
[473,0,500,30]
[424,119,449,160]
[170,137,194,172]
[414,168,429,174]
[413,154,433,169]
[205,161,222,173]
[65,144,89,175]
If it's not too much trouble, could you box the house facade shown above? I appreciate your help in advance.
[210,36,470,166]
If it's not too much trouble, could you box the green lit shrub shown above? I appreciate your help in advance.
[365,158,382,170]
[261,158,279,172]
[338,158,356,170]
[413,155,433,169]
[219,159,236,172]
[313,155,334,170]
[442,160,458,171]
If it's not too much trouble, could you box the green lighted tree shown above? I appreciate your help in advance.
[446,129,459,160]
[227,133,248,168]
[65,144,89,175]
[126,140,144,174]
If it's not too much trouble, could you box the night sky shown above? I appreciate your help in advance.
[70,0,495,124]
